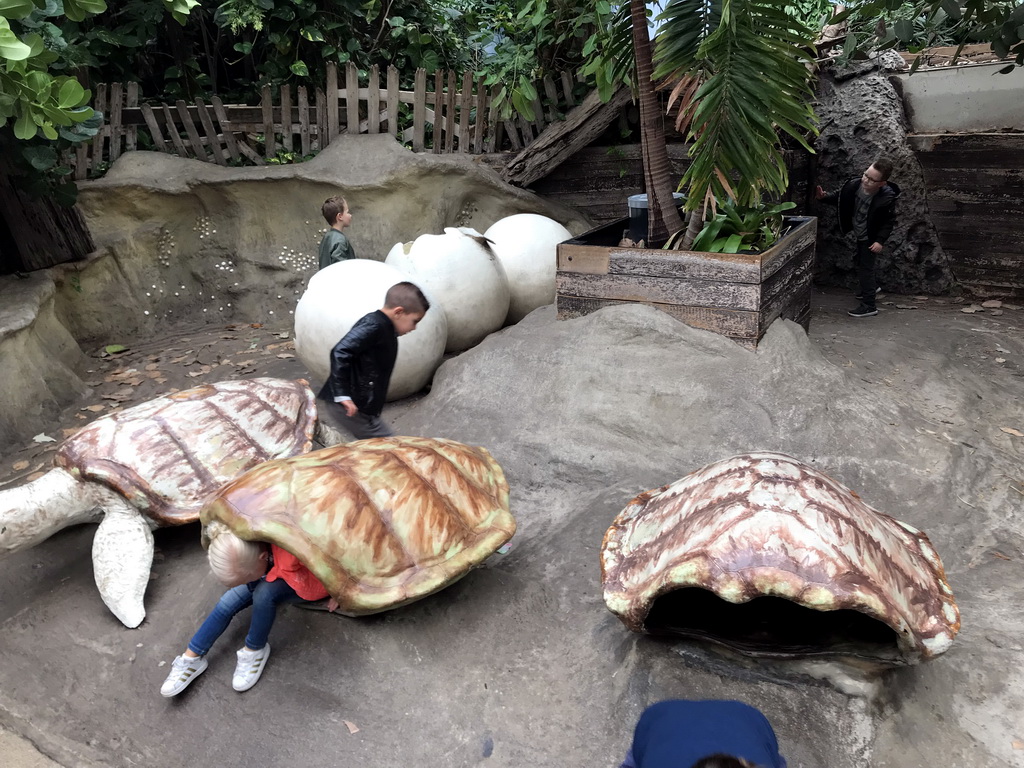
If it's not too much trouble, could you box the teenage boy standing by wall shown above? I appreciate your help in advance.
[816,157,901,318]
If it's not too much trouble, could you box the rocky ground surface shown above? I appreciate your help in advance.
[1,287,1022,768]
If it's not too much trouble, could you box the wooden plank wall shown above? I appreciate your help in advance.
[530,143,811,228]
[910,133,1024,296]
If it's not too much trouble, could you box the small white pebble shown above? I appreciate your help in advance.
[143,310,150,316]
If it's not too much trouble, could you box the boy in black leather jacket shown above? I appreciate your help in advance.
[318,281,429,439]
[815,156,900,318]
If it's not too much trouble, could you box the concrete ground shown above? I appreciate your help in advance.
[0,287,1021,768]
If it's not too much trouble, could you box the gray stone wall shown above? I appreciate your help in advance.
[813,52,956,295]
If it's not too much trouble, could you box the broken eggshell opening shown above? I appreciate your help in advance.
[600,452,960,665]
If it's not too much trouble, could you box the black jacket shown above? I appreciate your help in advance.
[317,310,398,417]
[823,178,901,244]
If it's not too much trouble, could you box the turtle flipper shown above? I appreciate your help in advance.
[92,497,155,628]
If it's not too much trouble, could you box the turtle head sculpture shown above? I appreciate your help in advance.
[200,436,516,615]
[0,378,318,628]
[601,452,960,665]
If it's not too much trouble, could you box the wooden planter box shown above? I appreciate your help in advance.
[555,216,816,349]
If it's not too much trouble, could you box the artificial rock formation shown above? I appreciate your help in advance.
[813,52,956,294]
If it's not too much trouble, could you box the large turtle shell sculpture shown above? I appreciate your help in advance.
[201,436,516,614]
[0,377,318,628]
[601,452,960,664]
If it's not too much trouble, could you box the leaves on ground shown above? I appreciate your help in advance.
[1000,427,1023,437]
[12,460,29,471]
[343,720,360,734]
[32,433,56,443]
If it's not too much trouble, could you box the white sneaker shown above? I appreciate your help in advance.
[160,654,208,697]
[232,644,271,692]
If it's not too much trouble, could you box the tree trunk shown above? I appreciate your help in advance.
[629,0,684,246]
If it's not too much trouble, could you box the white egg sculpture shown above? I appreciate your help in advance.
[294,259,447,400]
[386,227,510,353]
[484,214,572,324]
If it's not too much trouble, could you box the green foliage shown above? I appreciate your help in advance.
[835,1,1024,68]
[684,198,795,253]
[654,0,818,213]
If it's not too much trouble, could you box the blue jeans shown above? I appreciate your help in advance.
[187,578,304,656]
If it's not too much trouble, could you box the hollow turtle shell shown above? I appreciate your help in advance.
[601,452,960,663]
[201,436,515,614]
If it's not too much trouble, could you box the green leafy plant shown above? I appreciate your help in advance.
[681,198,796,253]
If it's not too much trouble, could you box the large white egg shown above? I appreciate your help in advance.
[484,214,572,324]
[294,259,447,400]
[386,227,510,353]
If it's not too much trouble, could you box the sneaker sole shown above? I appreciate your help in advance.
[848,311,878,318]
[233,644,271,692]
[160,657,208,698]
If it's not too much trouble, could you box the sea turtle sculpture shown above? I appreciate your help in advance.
[601,452,960,664]
[201,436,515,614]
[0,377,318,628]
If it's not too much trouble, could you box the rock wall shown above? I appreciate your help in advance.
[813,52,957,294]
[0,136,591,444]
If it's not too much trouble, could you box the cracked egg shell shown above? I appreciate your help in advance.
[201,436,515,615]
[600,452,959,663]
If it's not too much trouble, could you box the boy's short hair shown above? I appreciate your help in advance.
[208,531,266,587]
[871,156,894,181]
[321,196,347,225]
[384,281,430,315]
[691,756,755,768]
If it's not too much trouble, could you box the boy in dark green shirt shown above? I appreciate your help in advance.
[318,196,355,270]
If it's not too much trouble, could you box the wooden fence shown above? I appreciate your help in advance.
[70,63,583,179]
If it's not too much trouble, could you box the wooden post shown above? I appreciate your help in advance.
[140,104,169,153]
[345,61,359,135]
[387,66,399,138]
[91,83,107,165]
[530,89,545,136]
[74,142,89,180]
[315,87,326,149]
[195,98,226,165]
[486,85,503,153]
[473,76,488,154]
[298,86,311,156]
[162,103,189,157]
[368,64,380,134]
[261,85,275,159]
[444,70,457,153]
[413,68,426,152]
[560,71,576,106]
[326,62,339,141]
[108,82,123,162]
[177,99,209,161]
[211,96,241,162]
[125,82,139,153]
[542,75,560,122]
[457,72,472,153]
[280,84,292,152]
[432,69,444,153]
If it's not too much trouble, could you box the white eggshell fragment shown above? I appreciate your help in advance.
[386,227,510,353]
[294,259,447,400]
[484,214,572,324]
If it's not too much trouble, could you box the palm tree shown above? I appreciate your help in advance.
[606,0,818,247]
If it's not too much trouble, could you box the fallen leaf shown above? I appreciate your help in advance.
[996,358,1006,363]
[220,359,233,366]
[276,332,290,339]
[104,344,129,354]
[145,363,160,371]
[895,304,918,310]
[155,377,168,384]
[170,356,189,364]
[12,460,29,471]
[264,342,292,351]
[991,310,1004,316]
[102,388,135,402]
[61,428,79,439]
[236,359,256,367]
[187,370,206,378]
[250,323,263,329]
[1001,427,1024,437]
[75,413,87,420]
[276,353,295,359]
[1012,739,1023,749]
[1003,303,1021,311]
[32,433,56,443]
[961,306,981,314]
[992,551,1012,561]
[26,472,45,482]
[981,299,1002,308]
[83,404,106,412]
[147,371,163,379]
[344,721,360,734]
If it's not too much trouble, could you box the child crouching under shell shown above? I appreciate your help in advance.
[160,530,337,697]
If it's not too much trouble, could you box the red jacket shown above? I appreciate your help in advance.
[265,544,329,601]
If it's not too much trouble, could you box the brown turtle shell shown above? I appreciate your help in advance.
[200,436,515,615]
[601,452,959,663]
[56,378,317,526]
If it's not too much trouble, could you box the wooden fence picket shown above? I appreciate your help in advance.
[368,65,381,134]
[280,85,292,153]
[386,66,399,138]
[326,63,339,141]
[210,96,242,162]
[298,86,311,156]
[195,98,226,165]
[108,82,124,162]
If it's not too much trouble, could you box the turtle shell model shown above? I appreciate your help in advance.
[0,377,318,628]
[601,452,959,664]
[201,436,515,615]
